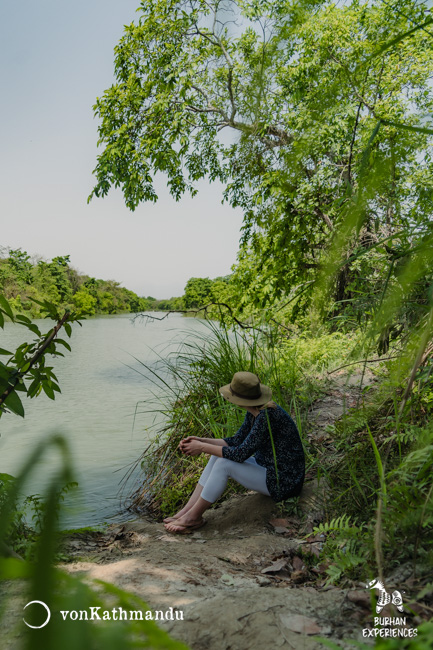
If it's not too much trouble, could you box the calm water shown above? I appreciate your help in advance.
[0,313,206,528]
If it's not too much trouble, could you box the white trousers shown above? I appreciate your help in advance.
[199,454,270,503]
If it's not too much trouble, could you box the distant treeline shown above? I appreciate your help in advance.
[0,248,230,317]
[146,276,230,312]
[0,249,148,317]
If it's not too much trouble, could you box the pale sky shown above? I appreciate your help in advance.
[0,0,244,298]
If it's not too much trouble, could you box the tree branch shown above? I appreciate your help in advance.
[327,355,399,374]
[134,302,269,335]
[0,311,71,409]
[314,206,334,231]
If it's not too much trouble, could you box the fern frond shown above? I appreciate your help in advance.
[313,514,363,536]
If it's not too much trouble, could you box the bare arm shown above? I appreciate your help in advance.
[180,436,227,448]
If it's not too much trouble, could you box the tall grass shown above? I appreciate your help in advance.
[121,320,350,518]
[122,321,278,516]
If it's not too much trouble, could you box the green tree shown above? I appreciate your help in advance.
[183,277,213,308]
[7,250,32,286]
[72,288,98,316]
[90,0,433,320]
[48,256,72,302]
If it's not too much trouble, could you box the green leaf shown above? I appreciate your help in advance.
[0,295,14,320]
[15,314,31,325]
[27,378,42,398]
[366,17,433,62]
[3,390,25,417]
[42,383,55,400]
[0,348,12,356]
[64,322,72,337]
[0,364,12,381]
[55,339,72,352]
[27,323,42,336]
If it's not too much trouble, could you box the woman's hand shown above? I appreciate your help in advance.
[178,436,200,452]
[179,439,203,456]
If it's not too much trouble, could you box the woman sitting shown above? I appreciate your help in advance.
[164,371,305,534]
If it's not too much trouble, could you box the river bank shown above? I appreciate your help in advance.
[3,485,377,650]
[57,368,430,649]
[1,370,431,649]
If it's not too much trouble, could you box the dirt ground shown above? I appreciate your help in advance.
[56,486,377,650]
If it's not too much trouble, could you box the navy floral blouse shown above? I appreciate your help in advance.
[222,405,305,502]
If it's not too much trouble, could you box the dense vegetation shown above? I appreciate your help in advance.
[2,0,433,647]
[0,248,148,317]
[90,0,433,640]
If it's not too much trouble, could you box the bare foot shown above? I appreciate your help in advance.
[164,516,205,534]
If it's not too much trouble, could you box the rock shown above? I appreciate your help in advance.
[347,590,371,609]
[269,518,290,528]
[279,613,322,635]
[220,574,235,585]
[299,479,329,519]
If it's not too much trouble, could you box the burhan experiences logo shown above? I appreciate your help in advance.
[362,577,417,639]
[366,578,404,613]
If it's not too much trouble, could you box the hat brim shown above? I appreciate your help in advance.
[219,383,272,407]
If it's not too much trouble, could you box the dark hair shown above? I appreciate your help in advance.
[258,401,277,410]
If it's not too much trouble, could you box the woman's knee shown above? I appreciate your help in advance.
[213,457,232,473]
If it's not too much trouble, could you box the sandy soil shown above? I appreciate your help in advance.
[59,488,376,650]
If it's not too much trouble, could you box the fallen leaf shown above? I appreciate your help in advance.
[292,556,305,571]
[280,613,321,635]
[261,558,287,574]
[408,603,428,616]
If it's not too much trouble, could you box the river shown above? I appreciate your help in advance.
[0,313,206,528]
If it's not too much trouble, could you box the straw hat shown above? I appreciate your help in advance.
[219,371,272,407]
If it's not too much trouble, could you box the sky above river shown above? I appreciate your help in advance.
[0,0,244,298]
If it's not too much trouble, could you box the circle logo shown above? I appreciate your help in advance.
[23,600,51,629]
